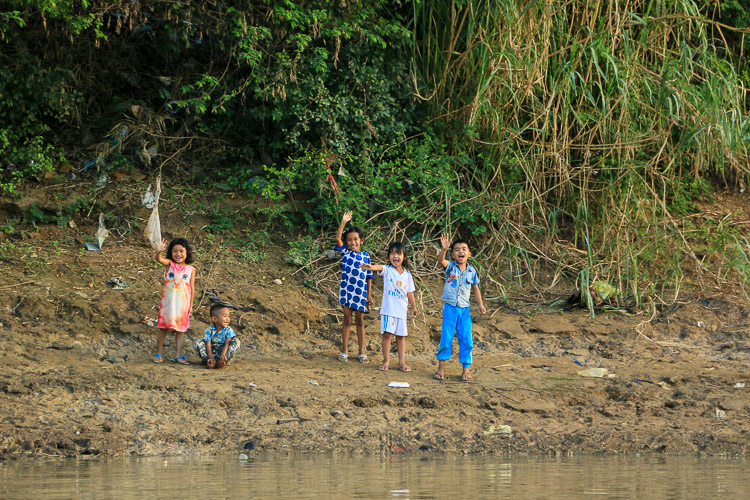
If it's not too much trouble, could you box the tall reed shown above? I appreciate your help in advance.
[412,0,749,305]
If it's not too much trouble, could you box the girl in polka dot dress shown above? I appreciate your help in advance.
[334,211,373,363]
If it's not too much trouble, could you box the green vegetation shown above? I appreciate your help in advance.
[0,0,748,307]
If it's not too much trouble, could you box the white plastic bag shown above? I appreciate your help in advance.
[144,176,162,249]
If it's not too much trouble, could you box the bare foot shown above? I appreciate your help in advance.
[433,371,445,380]
[217,359,226,369]
[378,364,389,371]
[462,368,472,380]
[206,358,215,369]
[399,365,411,372]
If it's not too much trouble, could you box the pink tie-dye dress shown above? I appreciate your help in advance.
[157,262,194,332]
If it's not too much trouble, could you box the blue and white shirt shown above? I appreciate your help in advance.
[202,325,237,344]
[335,245,373,312]
[441,261,479,308]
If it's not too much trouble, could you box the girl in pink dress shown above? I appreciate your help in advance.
[153,237,195,364]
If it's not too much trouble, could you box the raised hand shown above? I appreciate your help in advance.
[342,211,353,223]
[440,233,451,250]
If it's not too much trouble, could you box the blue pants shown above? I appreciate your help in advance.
[436,304,473,367]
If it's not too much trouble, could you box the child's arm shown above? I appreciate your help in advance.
[154,238,171,267]
[472,284,487,314]
[359,263,384,271]
[220,330,235,360]
[366,276,373,310]
[335,211,353,248]
[189,269,196,316]
[438,233,451,268]
[205,340,213,359]
[407,291,419,317]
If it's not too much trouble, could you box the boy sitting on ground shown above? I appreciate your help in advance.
[193,304,240,368]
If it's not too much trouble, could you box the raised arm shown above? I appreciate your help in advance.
[335,211,353,248]
[154,238,172,267]
[472,284,486,314]
[438,233,451,268]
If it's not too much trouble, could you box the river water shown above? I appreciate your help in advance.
[1,454,747,498]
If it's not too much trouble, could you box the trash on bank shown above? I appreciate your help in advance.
[733,382,745,388]
[143,176,162,250]
[308,380,320,386]
[577,367,609,378]
[107,277,129,289]
[85,214,109,251]
[484,425,512,435]
[388,381,410,388]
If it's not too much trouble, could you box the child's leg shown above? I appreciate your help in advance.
[174,331,185,358]
[396,335,410,372]
[193,339,209,364]
[225,338,240,362]
[380,332,392,370]
[435,304,459,379]
[156,329,168,355]
[341,306,353,357]
[436,304,458,362]
[456,307,473,377]
[354,310,366,358]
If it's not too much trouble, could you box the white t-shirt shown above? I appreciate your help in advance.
[378,265,415,319]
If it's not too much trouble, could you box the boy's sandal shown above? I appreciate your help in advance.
[173,355,189,365]
[357,354,369,364]
[337,353,348,362]
[152,353,163,363]
[433,372,445,380]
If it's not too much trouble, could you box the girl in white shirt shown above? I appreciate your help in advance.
[360,242,419,371]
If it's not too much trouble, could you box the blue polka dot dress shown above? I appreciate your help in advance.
[335,245,373,312]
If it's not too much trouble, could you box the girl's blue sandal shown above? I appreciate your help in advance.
[337,353,348,362]
[152,354,163,363]
[173,355,189,364]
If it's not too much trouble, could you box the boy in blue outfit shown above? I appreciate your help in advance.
[434,234,486,380]
[193,304,240,369]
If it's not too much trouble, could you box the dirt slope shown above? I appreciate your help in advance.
[1,182,749,457]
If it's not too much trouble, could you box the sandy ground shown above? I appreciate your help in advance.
[1,183,749,457]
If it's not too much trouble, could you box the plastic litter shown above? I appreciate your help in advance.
[577,367,609,378]
[388,382,410,388]
[107,277,129,289]
[733,382,745,388]
[85,214,110,251]
[143,176,162,250]
[483,425,512,435]
[591,280,616,301]
[307,380,320,386]
[141,185,156,209]
[573,358,583,366]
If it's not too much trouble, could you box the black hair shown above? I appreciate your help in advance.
[210,304,229,318]
[387,241,410,269]
[342,226,364,243]
[450,238,470,252]
[166,237,194,264]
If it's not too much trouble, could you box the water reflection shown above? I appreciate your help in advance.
[1,454,747,499]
